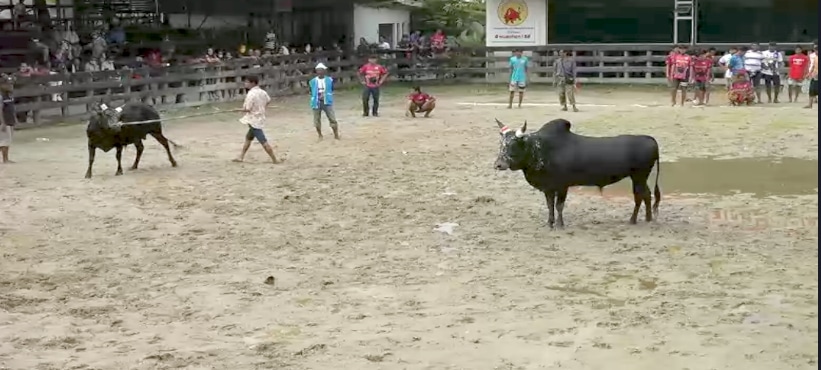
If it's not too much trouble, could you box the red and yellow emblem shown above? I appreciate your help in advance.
[497,0,528,26]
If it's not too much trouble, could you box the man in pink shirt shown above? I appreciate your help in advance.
[358,55,388,117]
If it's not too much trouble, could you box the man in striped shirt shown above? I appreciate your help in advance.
[744,43,764,103]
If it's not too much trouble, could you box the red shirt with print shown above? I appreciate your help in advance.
[692,57,713,82]
[410,92,431,105]
[359,63,387,88]
[670,54,692,80]
[788,54,809,80]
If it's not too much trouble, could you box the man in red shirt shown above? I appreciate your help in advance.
[430,29,446,55]
[666,45,693,106]
[358,55,388,117]
[691,49,714,105]
[787,45,810,103]
[406,86,436,118]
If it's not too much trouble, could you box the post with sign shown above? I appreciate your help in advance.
[485,0,547,47]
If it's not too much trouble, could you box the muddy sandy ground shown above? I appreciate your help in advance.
[0,86,818,370]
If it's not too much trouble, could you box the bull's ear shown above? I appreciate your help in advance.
[563,120,571,131]
[494,118,505,128]
[521,120,527,133]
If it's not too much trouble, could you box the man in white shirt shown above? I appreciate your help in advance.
[718,47,737,89]
[744,43,764,103]
[233,76,282,164]
[761,42,784,103]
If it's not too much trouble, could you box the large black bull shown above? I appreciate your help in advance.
[494,118,661,228]
[85,101,178,179]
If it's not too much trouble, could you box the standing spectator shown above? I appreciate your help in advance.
[89,31,107,60]
[691,49,714,106]
[743,43,764,103]
[30,37,49,64]
[309,63,339,140]
[705,48,718,104]
[761,42,784,103]
[233,76,282,164]
[63,22,80,59]
[805,43,818,109]
[358,54,388,117]
[204,48,220,63]
[13,0,27,29]
[507,49,529,109]
[553,50,577,112]
[146,49,163,67]
[264,29,277,53]
[356,38,370,57]
[787,45,809,103]
[665,45,688,105]
[718,47,736,90]
[0,76,16,163]
[430,29,446,55]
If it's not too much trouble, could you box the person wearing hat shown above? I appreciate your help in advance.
[309,63,339,140]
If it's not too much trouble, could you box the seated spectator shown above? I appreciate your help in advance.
[145,49,163,67]
[728,70,755,106]
[100,55,115,71]
[17,63,33,77]
[204,48,220,63]
[356,38,371,57]
[84,58,100,72]
[106,18,126,45]
[68,58,82,73]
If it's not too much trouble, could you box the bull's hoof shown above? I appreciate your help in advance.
[84,173,92,179]
[171,162,178,167]
[629,219,638,225]
[115,171,123,176]
[129,166,138,170]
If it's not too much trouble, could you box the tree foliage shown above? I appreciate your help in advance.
[413,0,485,37]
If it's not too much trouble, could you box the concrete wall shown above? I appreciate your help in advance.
[353,4,410,46]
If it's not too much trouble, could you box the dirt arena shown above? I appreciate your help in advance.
[0,85,818,370]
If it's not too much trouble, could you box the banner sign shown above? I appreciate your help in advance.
[485,0,547,47]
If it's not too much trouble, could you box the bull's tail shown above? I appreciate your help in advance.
[652,156,661,216]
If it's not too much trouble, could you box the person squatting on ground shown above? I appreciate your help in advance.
[405,86,436,118]
[553,50,578,112]
[806,43,818,109]
[666,45,693,106]
[359,55,388,117]
[507,49,528,109]
[743,43,765,103]
[234,76,282,164]
[309,63,339,140]
[787,45,809,103]
[761,42,784,103]
[0,75,16,163]
[727,70,756,106]
[691,49,714,106]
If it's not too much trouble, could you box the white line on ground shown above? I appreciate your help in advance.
[456,102,803,109]
[456,102,616,107]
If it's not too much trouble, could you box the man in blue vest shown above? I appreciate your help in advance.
[309,63,339,140]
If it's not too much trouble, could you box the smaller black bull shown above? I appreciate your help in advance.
[85,101,178,179]
[494,118,661,227]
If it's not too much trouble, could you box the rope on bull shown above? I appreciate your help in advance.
[99,105,244,126]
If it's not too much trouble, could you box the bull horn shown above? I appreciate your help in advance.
[494,118,505,128]
[515,121,527,137]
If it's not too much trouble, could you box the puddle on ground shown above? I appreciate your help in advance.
[582,157,818,198]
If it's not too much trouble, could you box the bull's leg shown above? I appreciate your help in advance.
[84,145,96,179]
[544,191,556,228]
[629,179,651,224]
[555,188,568,228]
[151,133,178,167]
[131,140,144,170]
[641,183,653,222]
[115,145,124,176]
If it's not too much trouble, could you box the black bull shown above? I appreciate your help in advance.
[494,118,661,227]
[85,102,178,179]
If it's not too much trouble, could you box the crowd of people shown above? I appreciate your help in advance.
[665,41,819,108]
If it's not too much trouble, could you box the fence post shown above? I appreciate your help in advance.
[646,50,653,79]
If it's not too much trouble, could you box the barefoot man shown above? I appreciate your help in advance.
[234,76,282,164]
[507,49,528,109]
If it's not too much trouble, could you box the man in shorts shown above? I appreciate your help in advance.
[691,49,713,105]
[718,47,737,90]
[761,42,784,103]
[507,49,528,109]
[806,42,818,109]
[786,45,809,103]
[234,76,282,164]
[666,45,693,106]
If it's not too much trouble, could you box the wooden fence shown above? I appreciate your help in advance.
[11,50,361,127]
[11,43,810,127]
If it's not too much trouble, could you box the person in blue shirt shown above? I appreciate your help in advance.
[728,48,745,74]
[309,63,339,140]
[508,49,529,109]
